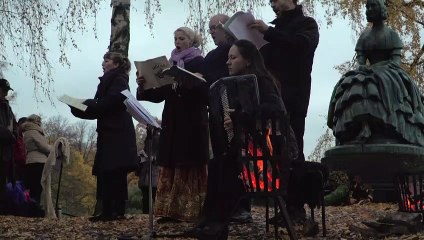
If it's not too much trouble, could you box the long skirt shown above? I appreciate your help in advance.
[154,165,207,221]
[328,61,424,146]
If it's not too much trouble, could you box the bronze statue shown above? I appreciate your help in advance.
[327,0,424,146]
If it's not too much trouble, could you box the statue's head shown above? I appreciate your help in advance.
[366,0,388,22]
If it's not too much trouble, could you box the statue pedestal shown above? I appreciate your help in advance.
[321,144,424,202]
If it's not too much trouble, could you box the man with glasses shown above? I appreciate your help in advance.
[250,0,319,224]
[202,14,234,86]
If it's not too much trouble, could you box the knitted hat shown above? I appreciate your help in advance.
[27,114,42,125]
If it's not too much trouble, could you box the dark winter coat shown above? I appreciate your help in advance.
[0,100,16,163]
[201,43,232,87]
[0,99,16,185]
[137,56,209,168]
[260,5,319,117]
[71,68,138,175]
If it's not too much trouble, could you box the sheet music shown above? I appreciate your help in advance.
[121,90,161,128]
[58,94,88,111]
[224,11,268,49]
[134,56,174,90]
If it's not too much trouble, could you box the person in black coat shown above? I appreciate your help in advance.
[136,27,208,222]
[201,14,234,86]
[250,0,319,222]
[194,39,296,238]
[70,51,138,221]
[0,79,17,214]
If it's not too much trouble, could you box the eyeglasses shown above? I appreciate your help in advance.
[208,23,223,34]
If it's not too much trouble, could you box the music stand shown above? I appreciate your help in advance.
[121,90,160,239]
[145,126,159,239]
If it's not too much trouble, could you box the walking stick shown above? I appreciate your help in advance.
[146,125,157,239]
[55,143,63,218]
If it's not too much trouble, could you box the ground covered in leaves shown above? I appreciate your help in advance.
[0,203,423,239]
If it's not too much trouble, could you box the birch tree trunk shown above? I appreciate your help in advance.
[109,0,131,56]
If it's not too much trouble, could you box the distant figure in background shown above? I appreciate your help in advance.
[0,78,17,214]
[14,117,27,181]
[22,114,50,208]
[137,124,160,214]
[137,149,158,214]
[136,27,208,222]
[70,51,138,222]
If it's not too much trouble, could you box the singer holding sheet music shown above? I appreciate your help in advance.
[136,27,208,222]
[250,0,319,223]
[69,51,138,222]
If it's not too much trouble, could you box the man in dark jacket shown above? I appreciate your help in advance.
[250,0,319,222]
[202,14,233,86]
[0,78,17,214]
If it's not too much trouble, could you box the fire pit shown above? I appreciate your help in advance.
[234,113,297,239]
[396,172,424,213]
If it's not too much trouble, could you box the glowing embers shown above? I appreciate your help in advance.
[397,173,424,213]
[241,129,281,192]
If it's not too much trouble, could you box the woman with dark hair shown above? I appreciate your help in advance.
[195,39,297,238]
[136,27,208,222]
[70,51,138,221]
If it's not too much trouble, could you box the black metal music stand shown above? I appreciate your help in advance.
[145,125,159,239]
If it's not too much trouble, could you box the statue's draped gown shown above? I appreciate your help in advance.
[327,26,424,146]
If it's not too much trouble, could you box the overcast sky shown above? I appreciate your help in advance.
[4,2,358,159]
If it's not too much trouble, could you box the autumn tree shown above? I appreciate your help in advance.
[2,0,272,97]
[50,149,97,216]
[0,0,102,100]
[305,0,424,87]
[4,0,422,92]
[72,120,97,162]
[41,116,98,215]
[43,115,97,162]
[43,115,78,144]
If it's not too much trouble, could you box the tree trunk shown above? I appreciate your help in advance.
[109,0,131,56]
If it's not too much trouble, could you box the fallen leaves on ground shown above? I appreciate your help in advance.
[0,203,423,239]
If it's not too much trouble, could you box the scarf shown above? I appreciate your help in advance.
[169,47,202,68]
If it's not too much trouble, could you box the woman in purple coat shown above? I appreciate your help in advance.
[136,27,209,222]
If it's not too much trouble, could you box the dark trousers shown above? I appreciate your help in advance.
[140,186,157,214]
[289,114,306,162]
[202,155,245,223]
[96,170,128,216]
[0,161,6,213]
[23,163,45,204]
[286,114,306,210]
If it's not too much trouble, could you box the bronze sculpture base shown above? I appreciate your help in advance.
[322,144,424,202]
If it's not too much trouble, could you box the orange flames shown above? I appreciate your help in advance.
[241,129,280,192]
[404,195,423,212]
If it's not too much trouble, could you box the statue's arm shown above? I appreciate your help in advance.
[356,51,367,65]
[390,49,401,65]
[389,30,403,65]
[355,32,367,67]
